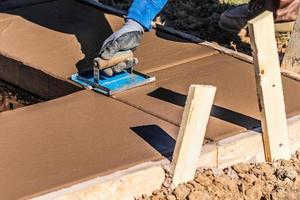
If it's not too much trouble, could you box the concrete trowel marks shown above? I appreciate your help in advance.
[135,31,218,73]
[0,0,120,79]
[115,54,300,141]
[0,0,216,100]
[0,90,178,199]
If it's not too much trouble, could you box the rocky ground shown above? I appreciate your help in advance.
[0,80,42,112]
[137,152,300,200]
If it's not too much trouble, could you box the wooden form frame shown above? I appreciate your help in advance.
[248,12,291,161]
[171,85,216,187]
[33,115,300,199]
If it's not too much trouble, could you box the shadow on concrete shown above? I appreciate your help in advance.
[0,0,184,158]
[2,0,115,73]
[148,87,262,131]
[0,0,200,76]
[131,125,175,160]
[155,25,197,44]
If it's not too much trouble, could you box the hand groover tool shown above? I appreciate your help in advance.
[71,50,155,96]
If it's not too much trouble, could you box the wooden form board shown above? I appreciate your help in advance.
[248,11,291,161]
[172,85,216,187]
[281,7,300,74]
[30,114,300,200]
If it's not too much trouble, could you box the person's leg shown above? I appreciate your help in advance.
[219,0,300,33]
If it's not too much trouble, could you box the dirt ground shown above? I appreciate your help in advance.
[136,152,300,200]
[0,80,42,112]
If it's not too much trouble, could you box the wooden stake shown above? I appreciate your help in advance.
[281,7,300,74]
[248,11,291,161]
[171,85,216,187]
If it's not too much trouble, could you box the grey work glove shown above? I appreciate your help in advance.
[99,19,144,76]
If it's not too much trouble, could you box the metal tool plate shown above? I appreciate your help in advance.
[71,70,156,96]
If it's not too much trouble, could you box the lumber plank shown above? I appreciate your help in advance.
[248,11,291,161]
[217,130,265,168]
[171,84,216,187]
[217,115,300,169]
[281,7,300,74]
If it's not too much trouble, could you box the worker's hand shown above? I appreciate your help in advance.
[99,19,144,76]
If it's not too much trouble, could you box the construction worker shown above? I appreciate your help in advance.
[100,0,300,75]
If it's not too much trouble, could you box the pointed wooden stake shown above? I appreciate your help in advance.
[171,84,216,187]
[248,11,291,162]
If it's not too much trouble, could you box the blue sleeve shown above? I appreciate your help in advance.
[127,0,168,31]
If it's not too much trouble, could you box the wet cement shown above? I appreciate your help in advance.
[0,0,216,80]
[0,1,217,198]
[115,54,300,140]
[0,0,300,199]
[0,90,178,200]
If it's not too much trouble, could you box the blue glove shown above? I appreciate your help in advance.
[99,19,144,76]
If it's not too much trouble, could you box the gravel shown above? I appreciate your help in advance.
[135,152,300,200]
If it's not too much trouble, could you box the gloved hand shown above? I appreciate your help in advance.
[99,19,144,76]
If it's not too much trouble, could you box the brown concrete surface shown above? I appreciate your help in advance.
[0,55,81,100]
[115,54,300,140]
[0,1,300,199]
[0,0,216,98]
[0,90,178,200]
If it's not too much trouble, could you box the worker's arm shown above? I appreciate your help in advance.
[99,0,168,76]
[127,0,168,31]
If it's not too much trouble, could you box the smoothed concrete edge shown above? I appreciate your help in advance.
[200,41,300,82]
[31,144,217,200]
[32,115,300,200]
[155,25,300,82]
[0,54,81,99]
[32,161,168,200]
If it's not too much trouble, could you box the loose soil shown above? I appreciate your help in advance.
[0,80,42,112]
[137,152,300,200]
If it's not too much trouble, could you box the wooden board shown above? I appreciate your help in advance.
[172,85,216,186]
[248,11,291,161]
